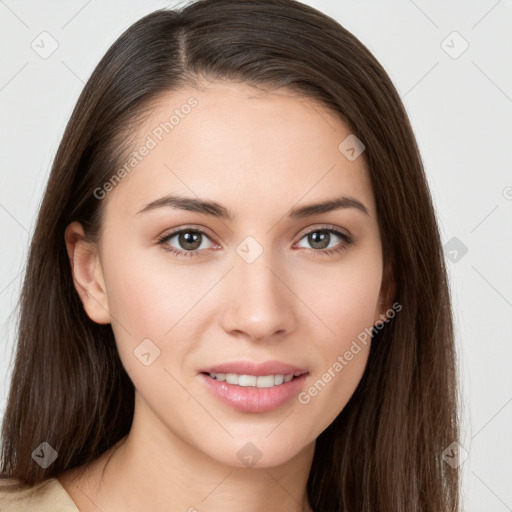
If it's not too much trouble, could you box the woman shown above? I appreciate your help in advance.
[0,0,460,510]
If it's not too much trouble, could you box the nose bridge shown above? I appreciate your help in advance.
[221,236,294,339]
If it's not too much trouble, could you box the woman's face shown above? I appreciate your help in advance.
[68,81,392,469]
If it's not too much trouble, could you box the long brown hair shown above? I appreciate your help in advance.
[0,1,460,510]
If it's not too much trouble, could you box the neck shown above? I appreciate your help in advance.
[66,392,315,512]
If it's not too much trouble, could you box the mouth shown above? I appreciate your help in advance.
[198,359,308,379]
[198,361,310,413]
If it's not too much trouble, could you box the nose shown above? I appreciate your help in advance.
[220,250,296,342]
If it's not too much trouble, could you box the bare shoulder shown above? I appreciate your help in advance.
[0,477,78,511]
[0,439,125,511]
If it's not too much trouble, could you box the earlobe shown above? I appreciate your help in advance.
[64,221,111,325]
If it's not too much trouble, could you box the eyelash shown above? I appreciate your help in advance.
[156,225,354,258]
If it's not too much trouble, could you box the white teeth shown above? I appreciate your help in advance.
[256,375,275,388]
[225,373,238,384]
[208,372,296,388]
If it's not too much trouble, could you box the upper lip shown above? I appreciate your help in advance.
[199,360,309,377]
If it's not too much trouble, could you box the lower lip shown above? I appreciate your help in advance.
[199,373,309,413]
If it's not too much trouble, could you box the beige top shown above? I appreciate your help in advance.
[0,477,79,511]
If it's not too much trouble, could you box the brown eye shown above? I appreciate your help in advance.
[307,231,331,250]
[157,228,215,257]
[177,231,203,250]
[295,227,353,256]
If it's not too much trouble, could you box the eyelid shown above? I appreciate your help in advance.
[294,223,352,242]
[156,225,218,248]
[157,224,216,241]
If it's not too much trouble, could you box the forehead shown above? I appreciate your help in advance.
[103,81,375,221]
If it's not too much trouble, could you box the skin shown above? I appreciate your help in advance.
[60,81,395,512]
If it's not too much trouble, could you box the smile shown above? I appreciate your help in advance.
[207,372,296,388]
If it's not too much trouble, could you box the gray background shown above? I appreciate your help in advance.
[1,1,511,510]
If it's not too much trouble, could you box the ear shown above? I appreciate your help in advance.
[373,261,396,327]
[64,221,111,324]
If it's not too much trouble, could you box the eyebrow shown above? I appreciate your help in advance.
[136,193,370,219]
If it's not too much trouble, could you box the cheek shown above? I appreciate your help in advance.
[296,279,376,435]
[295,248,383,342]
[105,266,168,338]
[102,244,206,338]
[297,343,370,439]
[292,252,381,427]
[102,254,206,412]
[101,245,222,386]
